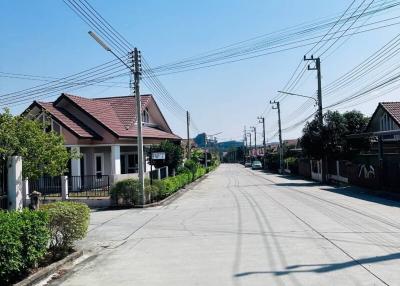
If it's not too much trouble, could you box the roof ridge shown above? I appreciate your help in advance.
[92,94,152,100]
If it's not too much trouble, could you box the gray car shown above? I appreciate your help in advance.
[252,160,262,170]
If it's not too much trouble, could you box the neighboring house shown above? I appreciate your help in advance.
[366,102,400,141]
[24,93,181,182]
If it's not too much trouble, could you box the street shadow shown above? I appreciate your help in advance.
[235,252,400,277]
[275,182,320,187]
[321,186,400,207]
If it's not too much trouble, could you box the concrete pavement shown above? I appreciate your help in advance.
[51,164,400,286]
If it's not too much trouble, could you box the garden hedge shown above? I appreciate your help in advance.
[0,209,49,284]
[111,161,219,206]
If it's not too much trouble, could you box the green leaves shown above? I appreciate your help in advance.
[152,141,183,171]
[0,109,70,180]
[0,209,50,284]
[301,110,370,160]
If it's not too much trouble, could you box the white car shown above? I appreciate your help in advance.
[244,162,252,168]
[252,160,262,170]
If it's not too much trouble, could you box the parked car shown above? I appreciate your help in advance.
[252,160,262,170]
[244,161,252,168]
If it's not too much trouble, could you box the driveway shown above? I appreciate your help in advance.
[52,164,400,286]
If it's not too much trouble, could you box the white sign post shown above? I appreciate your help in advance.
[152,152,166,160]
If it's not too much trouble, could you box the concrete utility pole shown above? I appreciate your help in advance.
[244,126,247,162]
[88,32,145,203]
[132,48,145,203]
[304,55,325,182]
[248,132,252,158]
[204,133,208,168]
[270,100,283,173]
[186,111,190,159]
[258,116,266,152]
[250,126,257,156]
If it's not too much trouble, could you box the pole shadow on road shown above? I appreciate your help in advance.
[234,252,400,277]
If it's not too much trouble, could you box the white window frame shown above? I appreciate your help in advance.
[94,153,104,177]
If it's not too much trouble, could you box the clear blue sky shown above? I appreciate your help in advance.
[1,1,399,142]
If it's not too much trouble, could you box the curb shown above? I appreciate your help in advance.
[14,250,83,286]
[134,171,212,208]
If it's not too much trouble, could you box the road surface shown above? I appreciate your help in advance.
[52,164,400,286]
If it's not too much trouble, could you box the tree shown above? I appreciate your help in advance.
[152,140,183,171]
[0,110,71,180]
[301,110,369,160]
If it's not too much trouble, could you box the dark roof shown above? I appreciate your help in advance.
[35,102,98,139]
[34,93,180,140]
[367,102,400,131]
[380,102,400,126]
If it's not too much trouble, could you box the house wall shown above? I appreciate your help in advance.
[80,146,111,176]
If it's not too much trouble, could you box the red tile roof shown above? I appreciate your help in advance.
[36,102,96,138]
[38,93,180,140]
[381,102,400,126]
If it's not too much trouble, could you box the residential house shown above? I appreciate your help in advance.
[367,102,400,141]
[24,93,181,183]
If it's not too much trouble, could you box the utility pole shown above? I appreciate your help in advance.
[248,132,252,158]
[250,126,256,156]
[88,31,145,203]
[204,133,208,168]
[132,48,145,204]
[258,116,266,168]
[270,100,283,173]
[258,116,266,153]
[186,111,190,160]
[304,55,325,182]
[244,126,247,163]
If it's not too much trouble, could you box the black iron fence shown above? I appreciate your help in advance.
[29,175,110,198]
[0,158,8,210]
[29,176,62,198]
[69,175,110,197]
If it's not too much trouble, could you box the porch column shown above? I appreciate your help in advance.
[71,146,81,177]
[111,145,121,175]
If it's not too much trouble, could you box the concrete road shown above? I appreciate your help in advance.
[53,164,400,286]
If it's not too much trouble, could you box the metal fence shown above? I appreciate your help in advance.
[68,175,110,197]
[29,176,62,198]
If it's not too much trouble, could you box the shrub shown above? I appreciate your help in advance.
[0,209,49,284]
[111,178,140,205]
[41,202,90,255]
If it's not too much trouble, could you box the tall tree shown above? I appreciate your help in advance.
[301,110,369,160]
[0,110,71,179]
[151,140,183,171]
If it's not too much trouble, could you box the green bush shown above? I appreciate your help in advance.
[0,209,49,284]
[111,178,140,205]
[41,202,90,254]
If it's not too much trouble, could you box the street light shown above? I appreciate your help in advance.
[277,90,318,105]
[88,31,145,205]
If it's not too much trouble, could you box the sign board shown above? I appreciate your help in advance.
[152,152,166,160]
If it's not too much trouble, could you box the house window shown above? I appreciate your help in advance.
[142,108,150,123]
[52,120,62,135]
[94,153,104,178]
[120,153,138,174]
[380,113,395,131]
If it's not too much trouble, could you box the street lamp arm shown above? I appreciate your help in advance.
[277,90,318,104]
[88,31,133,73]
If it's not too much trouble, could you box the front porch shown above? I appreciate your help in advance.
[68,145,156,184]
